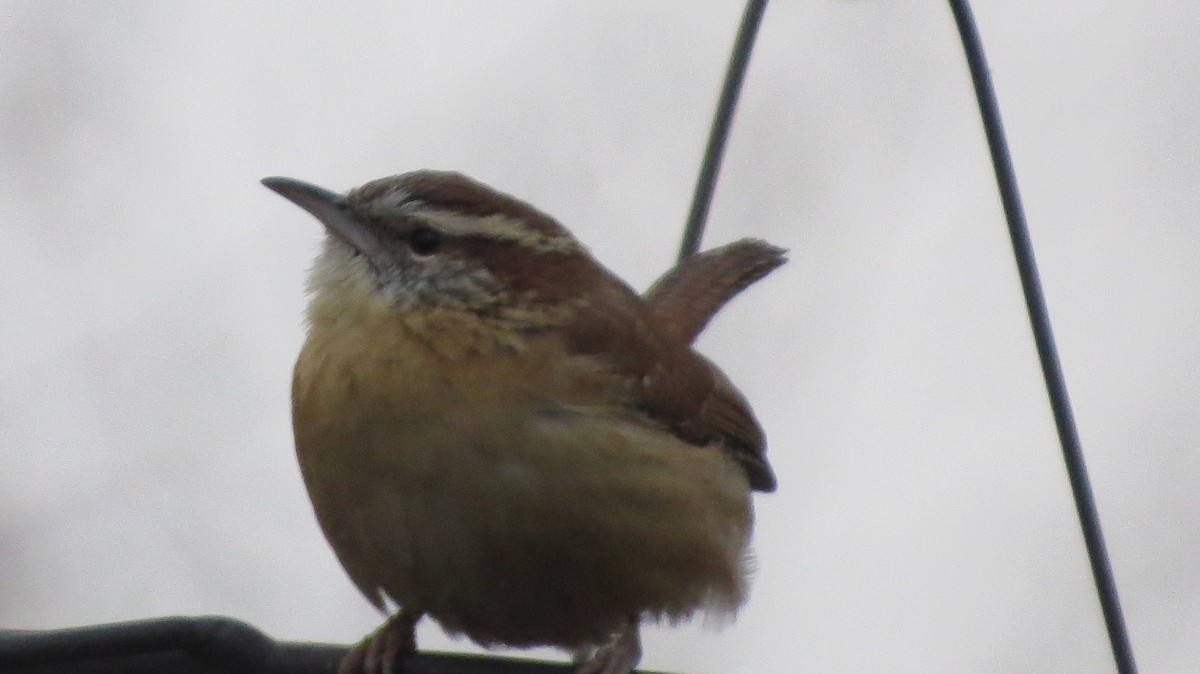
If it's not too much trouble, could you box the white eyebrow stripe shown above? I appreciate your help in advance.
[418,209,582,254]
[374,188,415,211]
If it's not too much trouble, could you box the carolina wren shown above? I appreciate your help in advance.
[262,171,783,674]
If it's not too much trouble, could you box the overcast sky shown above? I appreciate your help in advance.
[2,2,1197,672]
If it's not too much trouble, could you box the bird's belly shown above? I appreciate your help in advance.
[298,394,753,648]
[292,319,754,648]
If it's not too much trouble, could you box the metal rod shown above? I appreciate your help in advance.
[946,2,1137,672]
[678,0,769,260]
[0,616,669,674]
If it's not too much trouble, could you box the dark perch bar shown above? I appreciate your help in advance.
[0,617,671,674]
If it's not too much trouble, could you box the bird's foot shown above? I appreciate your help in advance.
[572,619,641,674]
[338,609,420,674]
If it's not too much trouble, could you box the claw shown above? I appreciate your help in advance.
[572,619,641,674]
[338,610,421,674]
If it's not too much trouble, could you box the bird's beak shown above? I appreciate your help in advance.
[261,176,389,266]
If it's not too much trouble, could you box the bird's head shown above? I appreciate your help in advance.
[263,171,594,321]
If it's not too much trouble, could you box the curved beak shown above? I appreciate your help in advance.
[262,175,347,214]
[261,176,389,266]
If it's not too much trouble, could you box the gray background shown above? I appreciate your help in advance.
[2,2,1197,672]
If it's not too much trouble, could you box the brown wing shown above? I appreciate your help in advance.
[562,273,777,492]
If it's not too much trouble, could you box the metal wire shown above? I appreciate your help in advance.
[678,0,769,261]
[946,2,1137,672]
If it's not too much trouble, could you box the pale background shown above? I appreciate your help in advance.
[2,2,1197,672]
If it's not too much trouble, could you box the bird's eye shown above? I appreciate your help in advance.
[409,226,444,256]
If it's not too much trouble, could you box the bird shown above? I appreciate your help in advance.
[262,170,784,674]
